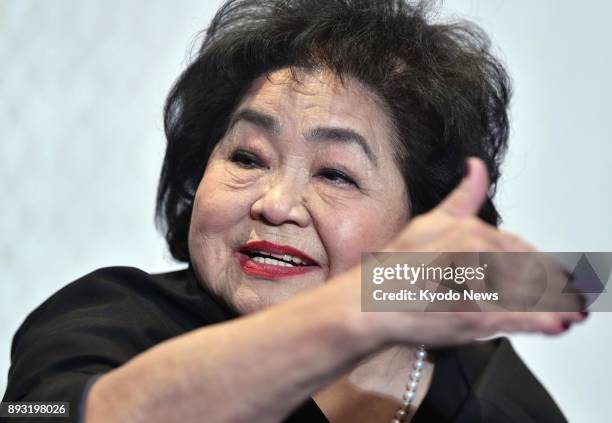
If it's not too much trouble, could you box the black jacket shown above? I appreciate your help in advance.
[2,267,566,422]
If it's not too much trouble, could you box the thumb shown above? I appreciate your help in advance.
[434,157,490,218]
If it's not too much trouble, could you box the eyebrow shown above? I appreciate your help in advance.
[229,108,377,166]
[305,126,377,166]
[229,108,280,135]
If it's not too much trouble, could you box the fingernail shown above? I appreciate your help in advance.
[562,321,571,330]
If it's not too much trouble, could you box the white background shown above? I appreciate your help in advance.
[1,1,610,420]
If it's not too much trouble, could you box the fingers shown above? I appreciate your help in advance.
[477,311,589,338]
[389,311,590,347]
[433,157,490,219]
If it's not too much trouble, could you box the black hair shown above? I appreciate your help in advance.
[156,0,511,262]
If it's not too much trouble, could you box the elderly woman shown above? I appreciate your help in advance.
[3,1,586,422]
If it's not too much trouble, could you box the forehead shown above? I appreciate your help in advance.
[244,68,380,108]
[236,67,396,146]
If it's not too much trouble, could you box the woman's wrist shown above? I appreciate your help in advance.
[313,266,390,355]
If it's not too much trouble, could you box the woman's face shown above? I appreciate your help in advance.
[188,68,410,314]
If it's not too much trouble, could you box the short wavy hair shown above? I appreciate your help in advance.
[156,0,511,262]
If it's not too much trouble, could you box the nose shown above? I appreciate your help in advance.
[250,174,311,227]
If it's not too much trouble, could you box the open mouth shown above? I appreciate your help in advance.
[236,240,319,279]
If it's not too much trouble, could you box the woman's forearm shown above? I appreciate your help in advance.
[84,269,374,423]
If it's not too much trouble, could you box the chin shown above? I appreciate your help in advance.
[230,281,315,314]
[231,289,279,314]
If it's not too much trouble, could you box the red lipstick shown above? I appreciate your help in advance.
[235,240,319,280]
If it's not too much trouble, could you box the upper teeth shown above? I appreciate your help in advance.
[252,256,294,267]
[251,250,307,265]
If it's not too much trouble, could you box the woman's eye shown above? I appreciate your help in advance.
[317,168,359,187]
[229,149,262,169]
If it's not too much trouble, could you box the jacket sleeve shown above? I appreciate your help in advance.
[1,267,173,423]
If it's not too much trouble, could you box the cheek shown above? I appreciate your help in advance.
[190,165,255,237]
[320,208,402,277]
[189,168,258,293]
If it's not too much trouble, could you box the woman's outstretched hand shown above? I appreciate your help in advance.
[333,157,587,349]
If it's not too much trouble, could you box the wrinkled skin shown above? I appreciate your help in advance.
[189,68,409,314]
